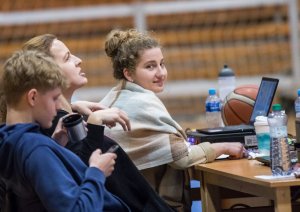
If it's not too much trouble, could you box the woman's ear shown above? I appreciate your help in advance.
[123,68,134,82]
[27,89,37,106]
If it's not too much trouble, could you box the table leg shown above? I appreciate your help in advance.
[274,187,292,212]
[200,172,221,212]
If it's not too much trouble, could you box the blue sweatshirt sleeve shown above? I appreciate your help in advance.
[23,145,110,212]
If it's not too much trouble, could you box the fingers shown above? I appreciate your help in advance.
[91,102,108,111]
[82,120,89,132]
[51,116,68,142]
[99,152,117,177]
[72,101,93,115]
[234,144,243,158]
[112,108,131,131]
[89,149,117,177]
[56,115,68,130]
[79,107,93,116]
[87,107,131,131]
[94,149,102,155]
[101,108,131,131]
[228,143,245,159]
[121,112,131,131]
[71,101,107,116]
[106,152,117,160]
[116,112,131,131]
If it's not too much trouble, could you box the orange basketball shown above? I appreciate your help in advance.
[221,85,259,126]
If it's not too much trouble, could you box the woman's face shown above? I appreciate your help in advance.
[50,39,87,90]
[129,47,167,93]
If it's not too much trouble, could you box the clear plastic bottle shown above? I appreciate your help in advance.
[218,64,236,101]
[267,104,292,176]
[205,88,222,128]
[295,89,300,118]
[294,89,300,159]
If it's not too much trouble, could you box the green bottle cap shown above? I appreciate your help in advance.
[272,104,282,111]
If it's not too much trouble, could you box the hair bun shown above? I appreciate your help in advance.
[105,30,124,58]
[105,29,140,58]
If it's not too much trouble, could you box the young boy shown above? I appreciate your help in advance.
[0,50,129,211]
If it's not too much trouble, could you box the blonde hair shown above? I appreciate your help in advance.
[22,34,57,57]
[105,29,160,80]
[0,50,67,122]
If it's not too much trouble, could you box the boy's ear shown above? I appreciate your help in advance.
[123,68,133,82]
[27,89,38,106]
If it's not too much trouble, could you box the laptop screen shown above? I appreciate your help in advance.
[249,77,279,125]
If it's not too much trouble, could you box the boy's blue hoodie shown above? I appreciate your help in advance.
[0,123,129,212]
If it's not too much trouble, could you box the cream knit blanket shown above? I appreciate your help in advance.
[100,80,189,170]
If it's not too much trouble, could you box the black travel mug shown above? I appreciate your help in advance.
[62,113,87,142]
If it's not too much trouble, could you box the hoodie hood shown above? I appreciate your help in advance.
[0,123,39,179]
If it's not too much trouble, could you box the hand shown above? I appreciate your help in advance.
[226,142,246,159]
[71,101,108,116]
[51,117,69,147]
[87,107,131,131]
[89,149,117,177]
[211,142,245,159]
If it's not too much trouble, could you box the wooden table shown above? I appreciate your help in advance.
[194,159,300,212]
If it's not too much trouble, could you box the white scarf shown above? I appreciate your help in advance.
[100,80,189,170]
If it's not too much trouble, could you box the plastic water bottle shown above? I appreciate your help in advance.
[295,89,300,118]
[218,64,236,101]
[294,89,300,153]
[205,88,222,128]
[267,104,292,176]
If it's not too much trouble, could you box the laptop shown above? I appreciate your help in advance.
[197,77,279,134]
[186,77,279,148]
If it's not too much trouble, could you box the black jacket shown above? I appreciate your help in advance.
[43,110,174,212]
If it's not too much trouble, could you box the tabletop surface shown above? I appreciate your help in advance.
[195,158,300,188]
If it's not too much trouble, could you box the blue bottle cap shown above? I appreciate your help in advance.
[208,88,216,95]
